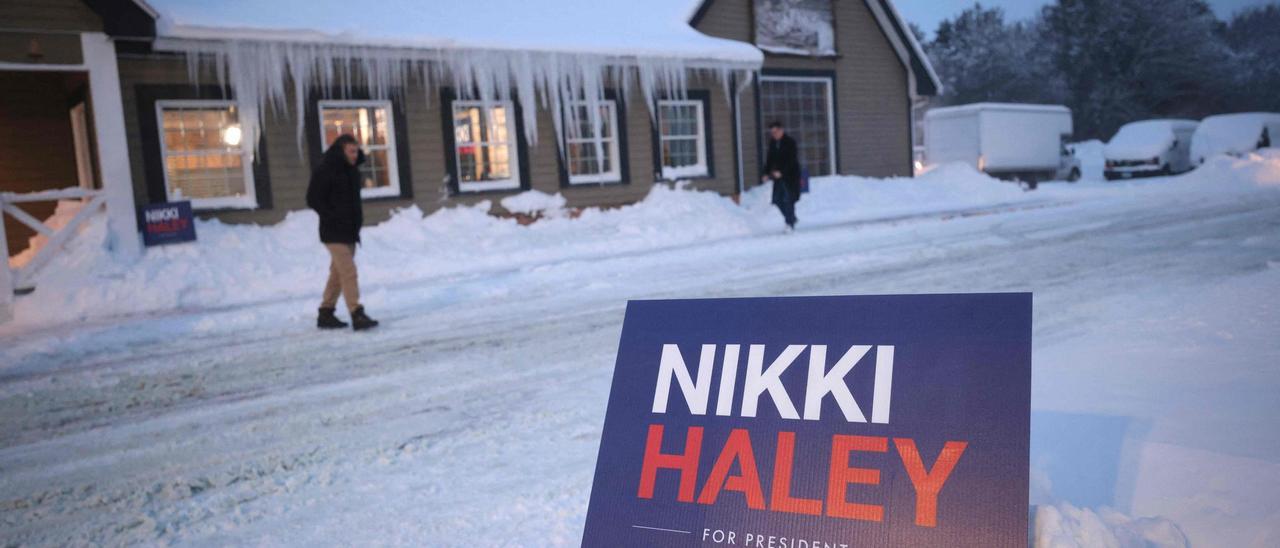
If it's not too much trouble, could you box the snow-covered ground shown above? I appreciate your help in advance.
[1,152,1278,546]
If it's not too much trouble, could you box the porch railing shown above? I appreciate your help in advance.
[1,187,107,323]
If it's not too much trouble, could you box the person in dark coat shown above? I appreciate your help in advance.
[306,134,379,331]
[762,121,801,230]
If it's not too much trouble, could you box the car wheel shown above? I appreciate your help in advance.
[1068,168,1081,183]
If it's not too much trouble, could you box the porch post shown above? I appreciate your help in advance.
[81,32,142,261]
[0,214,11,322]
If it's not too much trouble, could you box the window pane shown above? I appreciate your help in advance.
[458,144,513,182]
[360,149,393,189]
[488,107,509,143]
[454,106,479,144]
[160,104,249,201]
[165,153,245,199]
[660,104,699,138]
[321,105,390,147]
[454,102,518,186]
[569,142,607,176]
[663,138,698,169]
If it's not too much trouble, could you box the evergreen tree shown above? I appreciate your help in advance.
[925,4,1063,107]
[1221,4,1280,112]
[1041,0,1229,139]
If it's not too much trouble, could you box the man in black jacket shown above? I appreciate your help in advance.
[762,121,802,230]
[306,134,379,331]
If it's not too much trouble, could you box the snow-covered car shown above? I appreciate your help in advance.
[1103,119,1199,180]
[1190,112,1280,165]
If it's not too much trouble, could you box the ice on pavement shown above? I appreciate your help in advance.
[1,151,1279,546]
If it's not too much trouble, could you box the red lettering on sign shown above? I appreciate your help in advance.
[895,438,967,527]
[826,434,887,522]
[697,428,765,508]
[770,431,822,515]
[637,424,702,502]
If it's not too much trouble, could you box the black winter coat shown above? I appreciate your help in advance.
[306,143,366,244]
[764,134,802,204]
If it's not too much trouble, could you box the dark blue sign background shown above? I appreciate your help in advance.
[583,294,1031,548]
[141,201,196,247]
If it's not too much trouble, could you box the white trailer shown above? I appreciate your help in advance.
[924,103,1077,185]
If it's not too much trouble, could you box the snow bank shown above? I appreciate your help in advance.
[1035,504,1189,548]
[1175,149,1280,189]
[1070,140,1105,181]
[4,166,1027,329]
[8,153,1279,330]
[499,190,568,215]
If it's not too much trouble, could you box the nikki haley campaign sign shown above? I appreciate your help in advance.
[582,294,1032,548]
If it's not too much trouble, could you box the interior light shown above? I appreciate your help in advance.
[222,125,243,147]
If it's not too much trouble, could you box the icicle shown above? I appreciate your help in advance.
[165,39,757,165]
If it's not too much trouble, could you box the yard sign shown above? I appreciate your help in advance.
[141,201,196,247]
[582,293,1031,548]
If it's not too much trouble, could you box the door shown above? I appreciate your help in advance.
[69,102,96,191]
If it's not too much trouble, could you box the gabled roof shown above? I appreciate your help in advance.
[141,0,761,67]
[689,0,942,96]
[80,0,157,38]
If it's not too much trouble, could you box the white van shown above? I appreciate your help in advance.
[924,103,1078,186]
[1190,112,1280,165]
[1103,119,1198,180]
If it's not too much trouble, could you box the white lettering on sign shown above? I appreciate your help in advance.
[145,207,181,223]
[651,344,895,424]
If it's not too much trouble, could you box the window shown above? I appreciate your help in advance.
[318,100,400,198]
[452,100,521,192]
[759,75,837,176]
[564,100,622,184]
[156,100,256,209]
[755,0,836,56]
[658,100,708,179]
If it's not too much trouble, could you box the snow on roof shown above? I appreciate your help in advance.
[1104,120,1198,160]
[926,103,1072,118]
[146,0,762,66]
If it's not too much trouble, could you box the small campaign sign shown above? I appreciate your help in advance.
[141,201,196,247]
[582,293,1031,548]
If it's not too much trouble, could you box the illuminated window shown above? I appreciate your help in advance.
[318,100,400,198]
[156,100,256,209]
[564,100,622,184]
[452,100,521,192]
[658,100,708,179]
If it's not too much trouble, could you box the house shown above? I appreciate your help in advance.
[0,0,938,259]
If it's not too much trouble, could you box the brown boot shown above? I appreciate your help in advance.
[351,305,379,331]
[317,307,348,329]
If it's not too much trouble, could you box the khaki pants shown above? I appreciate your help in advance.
[321,243,360,311]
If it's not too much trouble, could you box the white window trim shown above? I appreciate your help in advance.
[451,100,522,192]
[317,99,401,199]
[154,99,257,210]
[758,75,838,176]
[658,99,708,180]
[565,100,623,185]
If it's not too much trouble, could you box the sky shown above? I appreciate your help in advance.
[896,0,1277,37]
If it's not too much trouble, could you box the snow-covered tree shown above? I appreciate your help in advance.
[925,4,1064,108]
[1042,0,1230,139]
[1221,4,1280,112]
